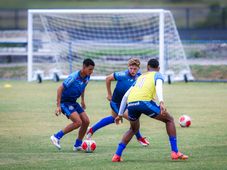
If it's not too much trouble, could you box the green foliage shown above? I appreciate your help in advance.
[81,49,158,58]
[0,81,227,169]
[195,2,225,28]
[191,65,227,79]
[1,0,227,9]
[0,66,27,79]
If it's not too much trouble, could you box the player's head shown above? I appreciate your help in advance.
[128,58,140,76]
[82,58,95,76]
[147,58,160,71]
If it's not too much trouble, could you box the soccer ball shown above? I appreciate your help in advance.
[82,139,96,153]
[179,115,191,127]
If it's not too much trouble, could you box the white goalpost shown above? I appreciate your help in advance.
[27,9,193,82]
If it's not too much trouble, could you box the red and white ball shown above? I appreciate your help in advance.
[82,139,96,153]
[179,115,191,127]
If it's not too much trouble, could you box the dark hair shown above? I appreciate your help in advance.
[83,58,95,67]
[147,58,159,68]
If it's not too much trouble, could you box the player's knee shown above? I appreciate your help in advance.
[83,118,90,127]
[166,114,174,124]
[130,125,139,134]
[73,119,82,127]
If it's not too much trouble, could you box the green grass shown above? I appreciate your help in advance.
[0,80,227,170]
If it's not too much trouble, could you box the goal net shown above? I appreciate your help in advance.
[28,9,193,82]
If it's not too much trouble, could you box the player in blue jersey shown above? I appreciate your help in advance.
[86,58,149,146]
[112,58,188,162]
[50,58,95,151]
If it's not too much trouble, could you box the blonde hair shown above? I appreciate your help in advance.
[128,58,140,67]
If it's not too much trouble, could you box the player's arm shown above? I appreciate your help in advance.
[81,90,86,109]
[106,73,115,101]
[115,87,132,125]
[56,84,64,116]
[155,79,167,116]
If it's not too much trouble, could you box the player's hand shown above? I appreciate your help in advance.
[55,107,62,116]
[106,94,112,101]
[160,102,167,116]
[81,101,86,110]
[115,116,123,125]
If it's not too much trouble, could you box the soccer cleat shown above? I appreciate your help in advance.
[73,146,82,151]
[171,151,188,160]
[50,135,61,150]
[112,154,123,162]
[86,127,93,139]
[138,137,150,146]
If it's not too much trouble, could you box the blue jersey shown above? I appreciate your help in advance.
[112,70,141,103]
[61,71,90,103]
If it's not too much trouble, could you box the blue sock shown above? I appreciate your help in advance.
[54,130,64,140]
[74,139,82,147]
[92,116,115,133]
[135,130,142,139]
[116,143,126,156]
[169,136,178,153]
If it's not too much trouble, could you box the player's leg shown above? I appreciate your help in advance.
[51,112,82,150]
[51,103,82,150]
[73,103,90,151]
[86,101,118,138]
[123,110,149,146]
[73,111,90,150]
[154,111,188,160]
[112,119,140,162]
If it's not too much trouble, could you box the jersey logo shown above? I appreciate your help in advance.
[128,102,140,107]
[68,105,74,110]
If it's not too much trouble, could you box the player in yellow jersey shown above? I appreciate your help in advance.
[112,58,188,162]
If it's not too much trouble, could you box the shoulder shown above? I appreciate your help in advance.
[154,72,164,82]
[136,70,142,77]
[71,71,79,78]
[114,70,127,80]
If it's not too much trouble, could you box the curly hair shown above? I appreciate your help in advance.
[128,58,140,67]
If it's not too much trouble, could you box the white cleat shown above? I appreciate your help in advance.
[73,146,82,151]
[50,135,61,150]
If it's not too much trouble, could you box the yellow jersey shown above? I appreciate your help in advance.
[128,71,163,103]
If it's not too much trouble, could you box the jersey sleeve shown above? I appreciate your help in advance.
[154,72,164,85]
[113,71,126,81]
[63,75,74,89]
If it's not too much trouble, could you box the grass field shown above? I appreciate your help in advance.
[0,80,227,170]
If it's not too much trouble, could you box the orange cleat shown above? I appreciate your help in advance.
[86,127,93,139]
[112,154,123,162]
[171,151,188,160]
[138,137,150,146]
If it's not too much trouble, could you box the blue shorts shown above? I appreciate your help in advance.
[127,101,160,121]
[110,101,127,115]
[61,102,84,118]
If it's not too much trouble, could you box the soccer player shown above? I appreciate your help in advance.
[86,58,149,146]
[112,58,188,162]
[50,58,95,151]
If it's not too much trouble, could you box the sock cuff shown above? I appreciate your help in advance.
[108,115,115,122]
[169,136,177,140]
